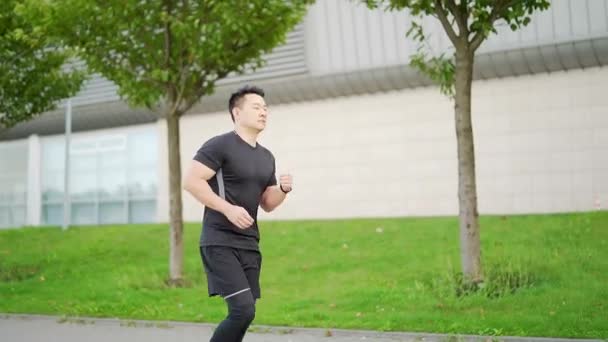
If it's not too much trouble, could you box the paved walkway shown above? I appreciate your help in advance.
[0,314,602,342]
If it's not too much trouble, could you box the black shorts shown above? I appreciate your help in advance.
[199,246,262,299]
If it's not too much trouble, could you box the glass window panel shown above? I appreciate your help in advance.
[12,206,26,227]
[0,181,12,204]
[42,138,66,205]
[39,127,158,227]
[129,131,157,167]
[129,200,155,223]
[98,170,126,200]
[99,202,125,224]
[0,180,27,205]
[0,141,29,227]
[128,169,157,199]
[42,204,63,226]
[71,154,96,172]
[42,171,64,202]
[98,151,127,170]
[71,203,96,225]
[71,140,97,154]
[70,172,97,201]
[41,139,65,172]
[12,184,27,205]
[0,206,10,228]
[0,142,28,173]
[98,136,126,151]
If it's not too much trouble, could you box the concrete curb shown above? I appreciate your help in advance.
[1,313,604,342]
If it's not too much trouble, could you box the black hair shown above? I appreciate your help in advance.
[228,85,265,122]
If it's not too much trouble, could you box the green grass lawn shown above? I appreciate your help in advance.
[0,212,606,339]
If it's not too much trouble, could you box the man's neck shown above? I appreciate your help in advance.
[234,126,258,147]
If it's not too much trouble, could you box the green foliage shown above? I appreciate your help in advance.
[424,259,538,299]
[30,0,313,115]
[0,0,86,129]
[362,0,550,96]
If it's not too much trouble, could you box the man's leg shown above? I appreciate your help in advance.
[210,289,255,342]
[236,298,257,342]
[237,249,262,341]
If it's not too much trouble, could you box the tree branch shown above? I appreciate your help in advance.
[171,0,192,117]
[444,0,467,37]
[469,0,515,51]
[179,70,228,115]
[459,0,468,14]
[432,0,459,46]
[162,0,177,109]
[177,22,272,115]
[469,30,485,52]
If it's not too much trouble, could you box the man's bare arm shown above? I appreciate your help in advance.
[183,160,253,229]
[260,186,287,212]
[260,173,292,212]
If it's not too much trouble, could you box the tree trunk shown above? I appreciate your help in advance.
[166,112,184,286]
[454,47,482,283]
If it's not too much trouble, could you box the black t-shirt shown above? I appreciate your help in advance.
[193,131,277,250]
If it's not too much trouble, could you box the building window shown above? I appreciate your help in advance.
[41,127,157,226]
[0,141,28,228]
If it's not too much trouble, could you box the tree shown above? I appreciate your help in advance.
[0,0,85,130]
[363,0,549,283]
[35,0,313,285]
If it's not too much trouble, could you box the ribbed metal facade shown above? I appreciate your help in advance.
[2,0,607,139]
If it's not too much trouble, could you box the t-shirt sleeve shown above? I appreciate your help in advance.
[193,136,225,171]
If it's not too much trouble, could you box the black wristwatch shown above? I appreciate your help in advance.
[280,184,291,194]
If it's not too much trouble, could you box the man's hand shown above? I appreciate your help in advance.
[279,173,293,193]
[223,205,254,229]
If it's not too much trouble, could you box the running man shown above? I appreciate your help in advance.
[183,85,292,342]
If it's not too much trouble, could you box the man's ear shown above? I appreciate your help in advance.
[232,107,240,121]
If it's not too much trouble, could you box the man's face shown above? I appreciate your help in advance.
[235,94,268,132]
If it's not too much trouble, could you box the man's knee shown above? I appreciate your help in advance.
[226,292,256,324]
[230,303,255,323]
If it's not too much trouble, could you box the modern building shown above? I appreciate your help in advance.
[1,0,607,228]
